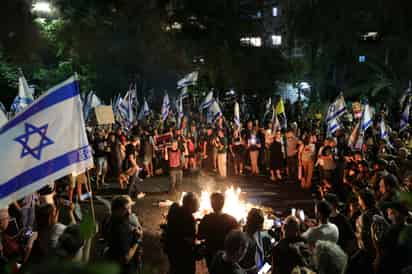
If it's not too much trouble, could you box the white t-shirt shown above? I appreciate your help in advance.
[302,222,339,245]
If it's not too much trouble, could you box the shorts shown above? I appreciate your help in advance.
[96,157,108,175]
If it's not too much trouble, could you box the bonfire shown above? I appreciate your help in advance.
[181,186,275,229]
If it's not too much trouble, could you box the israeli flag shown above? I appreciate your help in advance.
[11,75,35,114]
[326,94,347,123]
[138,100,151,120]
[199,91,214,110]
[360,102,373,133]
[0,76,93,208]
[234,102,240,127]
[179,86,190,100]
[207,100,222,123]
[380,119,389,140]
[83,91,102,121]
[327,117,341,136]
[177,71,198,89]
[400,97,410,132]
[177,97,184,128]
[161,93,170,121]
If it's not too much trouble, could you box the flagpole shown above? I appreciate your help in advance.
[86,169,97,224]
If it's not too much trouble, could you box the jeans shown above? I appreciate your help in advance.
[170,169,183,191]
[287,155,298,180]
[217,153,227,177]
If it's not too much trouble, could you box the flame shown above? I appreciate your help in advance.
[180,186,256,223]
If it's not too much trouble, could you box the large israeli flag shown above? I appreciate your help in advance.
[0,76,93,208]
[326,94,347,123]
[177,71,198,89]
[161,93,170,121]
[11,75,35,114]
[199,91,214,110]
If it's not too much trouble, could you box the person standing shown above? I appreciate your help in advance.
[166,193,199,274]
[286,129,301,181]
[198,192,239,270]
[269,130,283,182]
[247,131,261,176]
[230,129,246,176]
[216,129,228,178]
[165,139,184,194]
[299,135,316,189]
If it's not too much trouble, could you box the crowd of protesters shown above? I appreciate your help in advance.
[1,98,412,274]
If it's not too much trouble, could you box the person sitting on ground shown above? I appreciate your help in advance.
[313,240,348,274]
[302,200,339,248]
[198,192,239,270]
[209,230,249,274]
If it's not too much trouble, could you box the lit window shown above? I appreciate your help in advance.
[271,35,282,46]
[240,37,262,47]
[272,7,278,16]
[251,37,262,47]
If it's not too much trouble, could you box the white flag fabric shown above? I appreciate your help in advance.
[83,91,102,121]
[11,75,35,113]
[161,93,170,121]
[0,76,93,208]
[326,94,347,123]
[177,71,198,89]
[179,86,190,100]
[207,100,222,123]
[138,100,150,120]
[400,97,410,132]
[380,119,389,140]
[199,91,214,110]
[361,103,373,133]
[327,117,341,136]
[234,102,240,127]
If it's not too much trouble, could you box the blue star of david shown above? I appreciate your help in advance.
[14,123,54,160]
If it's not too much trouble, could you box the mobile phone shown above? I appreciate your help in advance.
[258,262,271,274]
[291,208,296,217]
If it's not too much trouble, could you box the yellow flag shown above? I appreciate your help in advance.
[276,97,285,115]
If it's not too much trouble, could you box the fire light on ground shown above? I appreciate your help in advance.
[181,186,275,228]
